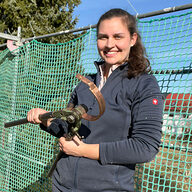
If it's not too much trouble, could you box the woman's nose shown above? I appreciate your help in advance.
[106,38,115,48]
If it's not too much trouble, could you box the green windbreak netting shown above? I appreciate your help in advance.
[0,11,192,192]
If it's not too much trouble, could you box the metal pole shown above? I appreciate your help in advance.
[25,25,97,41]
[4,39,19,190]
[0,33,20,41]
[137,3,192,19]
[16,26,23,46]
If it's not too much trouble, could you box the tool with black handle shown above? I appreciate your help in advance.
[4,74,106,177]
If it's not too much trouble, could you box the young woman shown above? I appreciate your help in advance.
[27,8,164,192]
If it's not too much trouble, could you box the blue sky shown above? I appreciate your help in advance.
[74,0,192,28]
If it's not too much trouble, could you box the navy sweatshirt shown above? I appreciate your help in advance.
[41,62,164,192]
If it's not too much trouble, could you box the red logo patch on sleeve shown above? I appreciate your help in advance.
[153,99,158,105]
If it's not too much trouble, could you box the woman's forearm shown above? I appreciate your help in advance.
[81,143,100,160]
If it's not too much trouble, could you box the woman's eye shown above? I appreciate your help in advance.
[98,37,107,40]
[114,36,122,39]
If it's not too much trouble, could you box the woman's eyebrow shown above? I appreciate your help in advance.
[97,34,108,38]
[98,32,125,36]
[113,33,125,36]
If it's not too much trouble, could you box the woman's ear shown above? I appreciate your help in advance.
[131,33,137,46]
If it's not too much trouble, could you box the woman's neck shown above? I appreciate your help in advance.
[103,63,120,79]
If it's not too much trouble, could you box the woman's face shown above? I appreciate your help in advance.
[97,17,137,67]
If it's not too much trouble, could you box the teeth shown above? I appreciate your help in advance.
[107,52,116,54]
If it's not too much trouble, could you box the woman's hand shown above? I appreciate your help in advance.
[59,136,100,160]
[59,136,85,157]
[27,108,51,126]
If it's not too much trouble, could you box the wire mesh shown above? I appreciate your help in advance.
[0,11,191,192]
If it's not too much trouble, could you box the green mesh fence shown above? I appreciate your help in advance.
[0,11,192,192]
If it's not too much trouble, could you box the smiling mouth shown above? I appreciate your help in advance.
[104,51,117,57]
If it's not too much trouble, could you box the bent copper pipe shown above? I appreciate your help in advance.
[76,73,105,121]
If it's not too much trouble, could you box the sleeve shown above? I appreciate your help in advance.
[68,85,78,106]
[99,75,164,165]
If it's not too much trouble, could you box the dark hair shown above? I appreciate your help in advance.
[97,8,151,78]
